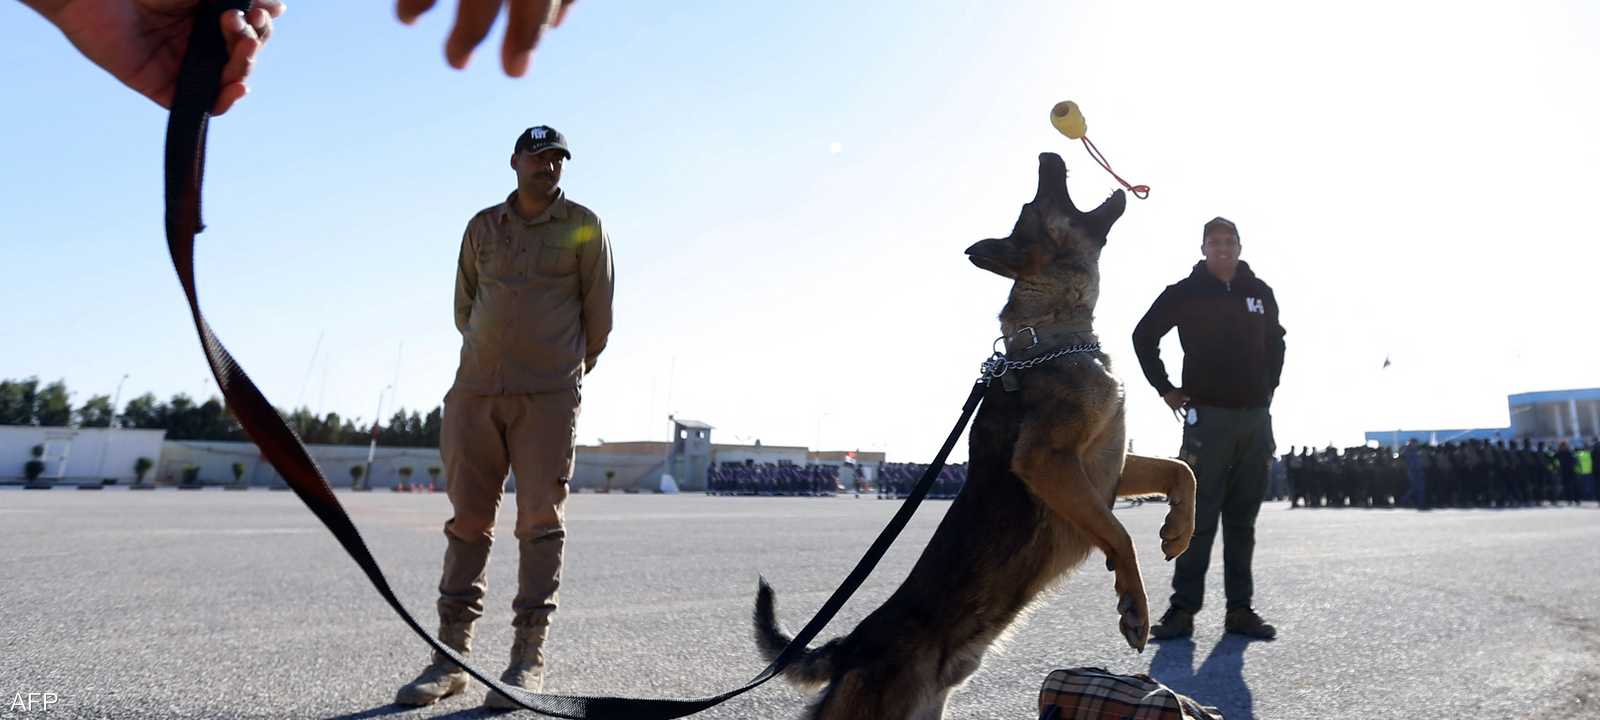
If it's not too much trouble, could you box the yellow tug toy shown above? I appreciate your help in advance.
[1050,100,1149,199]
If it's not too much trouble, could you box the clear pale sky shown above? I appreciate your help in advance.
[3,0,1597,462]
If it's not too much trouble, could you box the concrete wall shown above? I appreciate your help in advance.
[709,445,810,466]
[571,449,666,492]
[157,441,445,489]
[0,426,879,492]
[154,441,665,491]
[0,426,167,484]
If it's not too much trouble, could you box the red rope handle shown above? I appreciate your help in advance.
[1081,136,1150,199]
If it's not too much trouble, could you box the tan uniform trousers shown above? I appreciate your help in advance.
[437,387,579,630]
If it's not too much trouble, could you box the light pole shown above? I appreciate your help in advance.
[361,384,392,491]
[95,374,129,483]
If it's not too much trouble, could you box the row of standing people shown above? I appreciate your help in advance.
[1277,438,1599,510]
[876,462,969,500]
[705,461,841,496]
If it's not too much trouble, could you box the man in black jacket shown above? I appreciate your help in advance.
[1133,216,1286,641]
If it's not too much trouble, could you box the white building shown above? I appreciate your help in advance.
[0,426,166,484]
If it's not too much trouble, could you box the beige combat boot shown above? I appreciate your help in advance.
[482,626,547,710]
[395,621,474,706]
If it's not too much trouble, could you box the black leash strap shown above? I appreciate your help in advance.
[163,3,986,716]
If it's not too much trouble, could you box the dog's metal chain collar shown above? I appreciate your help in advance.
[979,327,1102,385]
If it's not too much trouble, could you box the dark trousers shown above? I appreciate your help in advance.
[1404,466,1427,509]
[1171,406,1274,613]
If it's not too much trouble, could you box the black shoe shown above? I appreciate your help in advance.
[1150,607,1195,641]
[1224,608,1277,640]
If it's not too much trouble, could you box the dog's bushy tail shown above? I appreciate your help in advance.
[753,577,840,689]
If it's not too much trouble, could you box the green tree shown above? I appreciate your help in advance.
[310,412,347,445]
[164,394,197,439]
[121,393,165,429]
[341,416,365,445]
[77,394,114,428]
[35,380,72,427]
[286,406,319,441]
[380,409,408,446]
[196,398,225,439]
[194,397,242,441]
[404,410,424,447]
[155,394,240,441]
[422,406,443,448]
[318,413,343,444]
[296,409,333,444]
[349,464,365,489]
[372,408,437,447]
[0,377,40,425]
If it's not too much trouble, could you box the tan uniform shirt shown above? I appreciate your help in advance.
[451,190,614,395]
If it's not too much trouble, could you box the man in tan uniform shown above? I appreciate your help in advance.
[398,125,614,708]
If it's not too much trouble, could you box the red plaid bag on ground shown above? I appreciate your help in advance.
[1038,667,1224,720]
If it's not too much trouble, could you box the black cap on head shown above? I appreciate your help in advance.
[515,126,571,158]
[1203,216,1239,240]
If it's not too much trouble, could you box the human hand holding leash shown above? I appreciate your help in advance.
[29,0,580,114]
[1163,388,1190,422]
[24,0,285,116]
[396,0,575,77]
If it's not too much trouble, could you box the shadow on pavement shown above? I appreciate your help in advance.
[1148,633,1258,720]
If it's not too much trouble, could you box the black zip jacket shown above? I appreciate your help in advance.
[1132,260,1286,409]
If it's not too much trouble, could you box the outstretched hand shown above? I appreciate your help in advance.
[36,0,286,116]
[396,0,576,77]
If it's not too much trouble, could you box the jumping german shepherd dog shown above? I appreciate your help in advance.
[752,153,1198,720]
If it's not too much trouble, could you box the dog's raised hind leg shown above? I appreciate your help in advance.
[1117,454,1197,561]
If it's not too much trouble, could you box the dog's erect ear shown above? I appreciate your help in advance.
[1081,189,1127,238]
[965,236,1020,279]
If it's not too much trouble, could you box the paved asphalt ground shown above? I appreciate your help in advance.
[2,487,1596,719]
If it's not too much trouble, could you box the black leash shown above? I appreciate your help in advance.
[163,3,987,716]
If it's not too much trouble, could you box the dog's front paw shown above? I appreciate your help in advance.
[1159,503,1195,561]
[1160,471,1198,561]
[1112,563,1149,652]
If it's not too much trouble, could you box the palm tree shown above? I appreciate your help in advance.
[427,465,442,492]
[349,464,365,490]
[396,465,414,492]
